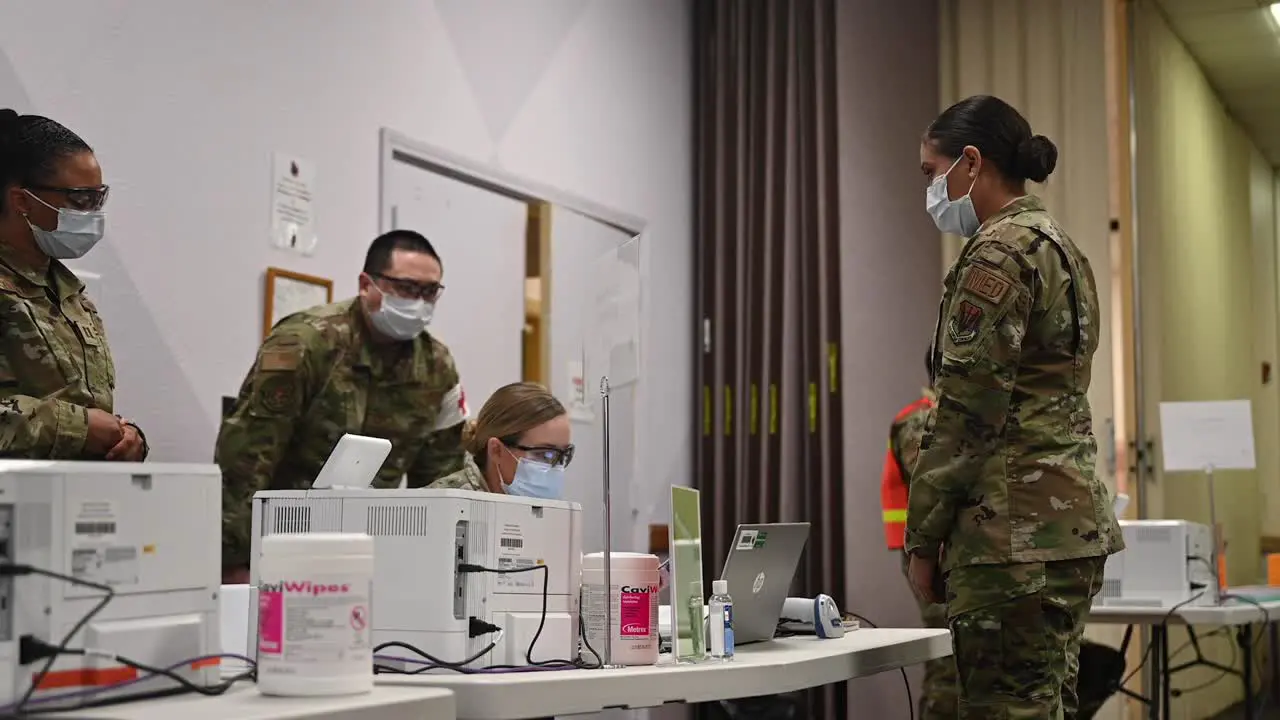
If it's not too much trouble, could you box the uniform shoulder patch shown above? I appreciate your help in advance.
[961,264,1012,305]
[254,374,300,416]
[947,300,983,345]
[259,346,303,372]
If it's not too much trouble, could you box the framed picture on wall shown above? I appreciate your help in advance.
[263,267,333,338]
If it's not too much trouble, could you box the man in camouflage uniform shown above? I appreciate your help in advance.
[880,362,955,720]
[908,96,1123,720]
[217,230,468,582]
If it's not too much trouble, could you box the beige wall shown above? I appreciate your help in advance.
[1132,0,1276,716]
[939,0,1117,493]
[939,1,1126,718]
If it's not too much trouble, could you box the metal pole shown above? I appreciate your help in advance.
[1124,0,1157,701]
[1206,465,1222,605]
[600,376,614,668]
[1126,0,1147,520]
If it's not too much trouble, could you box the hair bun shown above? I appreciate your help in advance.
[0,109,18,137]
[460,418,478,449]
[1016,134,1058,183]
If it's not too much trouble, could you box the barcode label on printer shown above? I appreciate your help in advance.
[76,522,117,536]
[500,537,523,550]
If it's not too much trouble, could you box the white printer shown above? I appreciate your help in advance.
[1095,519,1219,608]
[0,461,223,710]
[249,487,584,670]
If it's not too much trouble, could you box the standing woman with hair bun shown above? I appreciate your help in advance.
[903,95,1123,717]
[0,109,146,461]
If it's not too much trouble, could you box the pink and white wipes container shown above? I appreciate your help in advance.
[256,533,375,697]
[581,552,661,666]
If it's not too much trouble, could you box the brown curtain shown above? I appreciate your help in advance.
[693,0,846,717]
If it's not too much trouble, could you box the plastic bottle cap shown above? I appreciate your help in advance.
[712,579,728,595]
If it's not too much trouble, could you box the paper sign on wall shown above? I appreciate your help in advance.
[1158,400,1256,472]
[270,153,317,256]
[567,360,593,423]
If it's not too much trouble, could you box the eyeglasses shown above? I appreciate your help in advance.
[508,443,575,469]
[372,273,445,302]
[26,184,110,212]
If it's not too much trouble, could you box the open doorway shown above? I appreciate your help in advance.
[523,203,550,385]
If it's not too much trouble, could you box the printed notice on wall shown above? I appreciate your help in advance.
[567,359,594,423]
[270,152,317,256]
[1158,400,1256,473]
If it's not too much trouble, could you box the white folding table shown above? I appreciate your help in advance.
[376,628,951,719]
[1089,598,1280,720]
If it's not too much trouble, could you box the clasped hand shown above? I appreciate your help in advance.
[86,408,145,461]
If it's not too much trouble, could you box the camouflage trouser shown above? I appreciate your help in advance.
[900,553,959,720]
[945,556,1107,720]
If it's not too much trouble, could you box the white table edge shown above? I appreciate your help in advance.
[377,629,951,719]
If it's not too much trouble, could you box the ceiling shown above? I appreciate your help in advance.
[1155,0,1280,166]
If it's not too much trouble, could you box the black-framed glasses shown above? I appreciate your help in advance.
[508,443,575,469]
[26,184,110,212]
[372,273,445,302]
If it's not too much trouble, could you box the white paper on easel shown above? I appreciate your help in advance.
[1158,400,1256,472]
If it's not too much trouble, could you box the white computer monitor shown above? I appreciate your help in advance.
[310,434,392,489]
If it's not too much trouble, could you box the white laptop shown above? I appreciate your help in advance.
[310,434,392,489]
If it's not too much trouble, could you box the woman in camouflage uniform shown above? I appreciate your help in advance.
[429,381,573,499]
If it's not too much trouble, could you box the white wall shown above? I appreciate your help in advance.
[0,1,692,541]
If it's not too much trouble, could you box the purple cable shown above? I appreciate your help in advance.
[3,652,256,712]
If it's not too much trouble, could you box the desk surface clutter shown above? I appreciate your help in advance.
[378,629,952,720]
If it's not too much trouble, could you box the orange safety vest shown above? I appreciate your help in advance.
[880,395,934,550]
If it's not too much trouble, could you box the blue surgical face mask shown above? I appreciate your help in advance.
[23,190,106,259]
[503,452,566,501]
[925,156,980,238]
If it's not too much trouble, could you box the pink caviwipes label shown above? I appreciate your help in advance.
[619,584,656,637]
[258,590,283,654]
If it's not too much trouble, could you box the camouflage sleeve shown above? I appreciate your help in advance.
[0,396,91,459]
[405,350,467,487]
[215,330,315,570]
[905,242,1032,558]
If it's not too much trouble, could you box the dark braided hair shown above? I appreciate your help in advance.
[0,109,93,213]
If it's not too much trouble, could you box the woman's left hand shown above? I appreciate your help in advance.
[907,552,943,605]
[106,421,146,461]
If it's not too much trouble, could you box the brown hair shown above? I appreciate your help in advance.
[462,382,566,469]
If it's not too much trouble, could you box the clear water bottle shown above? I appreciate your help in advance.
[708,579,734,661]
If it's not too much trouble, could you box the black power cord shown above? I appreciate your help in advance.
[1119,589,1207,688]
[843,613,915,720]
[459,562,594,669]
[19,638,251,698]
[1,563,253,715]
[1,564,114,713]
[375,562,601,674]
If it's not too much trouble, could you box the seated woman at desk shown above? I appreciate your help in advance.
[428,381,572,499]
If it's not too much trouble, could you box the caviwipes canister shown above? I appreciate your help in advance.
[256,533,375,696]
[581,552,660,666]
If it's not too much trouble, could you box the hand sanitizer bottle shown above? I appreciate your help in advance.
[708,580,734,661]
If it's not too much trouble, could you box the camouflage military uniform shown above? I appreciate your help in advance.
[905,196,1123,719]
[427,452,487,491]
[0,247,124,458]
[889,390,957,720]
[217,299,468,570]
